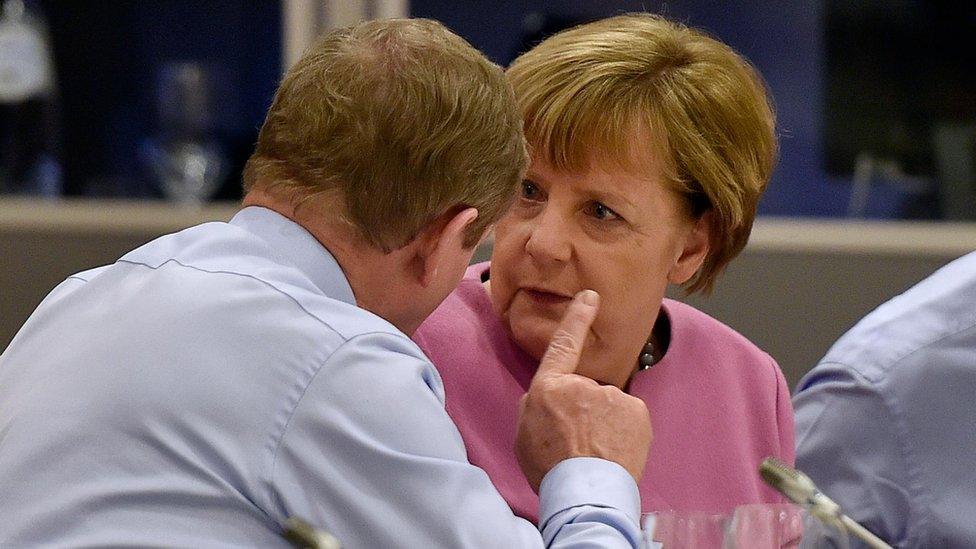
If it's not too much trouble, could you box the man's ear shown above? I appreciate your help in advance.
[416,207,480,288]
[668,210,712,285]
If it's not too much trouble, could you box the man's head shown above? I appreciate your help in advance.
[242,19,527,333]
[244,18,527,251]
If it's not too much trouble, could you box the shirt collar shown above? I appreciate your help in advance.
[229,206,357,306]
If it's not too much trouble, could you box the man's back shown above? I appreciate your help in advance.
[2,209,332,545]
[0,207,407,546]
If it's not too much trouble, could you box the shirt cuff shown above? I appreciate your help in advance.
[538,457,641,527]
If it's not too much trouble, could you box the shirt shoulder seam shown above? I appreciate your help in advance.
[115,257,396,341]
[827,317,976,383]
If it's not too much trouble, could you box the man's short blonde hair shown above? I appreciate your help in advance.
[244,19,528,251]
[507,13,777,293]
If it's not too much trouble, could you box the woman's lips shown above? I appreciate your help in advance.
[522,288,571,305]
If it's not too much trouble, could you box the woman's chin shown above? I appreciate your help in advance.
[508,321,554,362]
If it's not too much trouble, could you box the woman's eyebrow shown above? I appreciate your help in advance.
[583,188,637,211]
[523,170,546,184]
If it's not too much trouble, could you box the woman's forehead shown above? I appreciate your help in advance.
[526,155,667,208]
[528,142,666,186]
[527,121,672,180]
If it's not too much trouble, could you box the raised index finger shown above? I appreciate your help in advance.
[534,289,600,379]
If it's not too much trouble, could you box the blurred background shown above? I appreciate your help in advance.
[2,0,974,218]
[2,0,975,383]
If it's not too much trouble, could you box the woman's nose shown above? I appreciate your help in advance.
[524,208,572,264]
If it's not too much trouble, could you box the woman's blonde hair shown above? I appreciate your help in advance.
[507,13,777,293]
[244,19,528,251]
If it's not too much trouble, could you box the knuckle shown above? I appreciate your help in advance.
[531,378,563,401]
[626,395,645,411]
[638,404,651,422]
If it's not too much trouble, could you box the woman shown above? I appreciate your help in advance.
[413,13,794,521]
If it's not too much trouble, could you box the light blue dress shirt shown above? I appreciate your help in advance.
[0,206,641,548]
[794,250,976,548]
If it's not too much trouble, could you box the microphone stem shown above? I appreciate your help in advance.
[840,515,892,549]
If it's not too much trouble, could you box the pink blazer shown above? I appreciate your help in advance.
[414,263,795,522]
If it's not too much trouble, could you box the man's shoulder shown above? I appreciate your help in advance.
[819,251,976,384]
[118,220,288,279]
[92,220,409,346]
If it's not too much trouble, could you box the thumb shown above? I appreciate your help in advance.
[533,290,600,380]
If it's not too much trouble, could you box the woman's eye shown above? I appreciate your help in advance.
[587,202,620,221]
[520,181,542,201]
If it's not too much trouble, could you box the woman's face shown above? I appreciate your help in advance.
[489,155,710,388]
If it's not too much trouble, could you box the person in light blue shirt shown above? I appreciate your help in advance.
[794,250,976,548]
[0,19,650,548]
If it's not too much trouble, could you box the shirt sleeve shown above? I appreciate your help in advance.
[267,331,643,549]
[793,362,911,547]
[539,458,643,548]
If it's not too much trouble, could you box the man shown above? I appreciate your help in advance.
[794,250,976,547]
[0,19,651,548]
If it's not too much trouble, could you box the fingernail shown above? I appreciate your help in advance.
[577,289,599,307]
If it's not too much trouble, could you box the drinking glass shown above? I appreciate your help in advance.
[643,504,850,548]
[726,503,850,548]
[141,61,225,206]
[644,510,730,548]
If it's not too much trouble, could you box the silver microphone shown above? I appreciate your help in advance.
[759,457,892,549]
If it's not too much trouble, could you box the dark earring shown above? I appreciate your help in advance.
[638,340,655,370]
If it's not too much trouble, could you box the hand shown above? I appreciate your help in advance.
[515,290,652,492]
